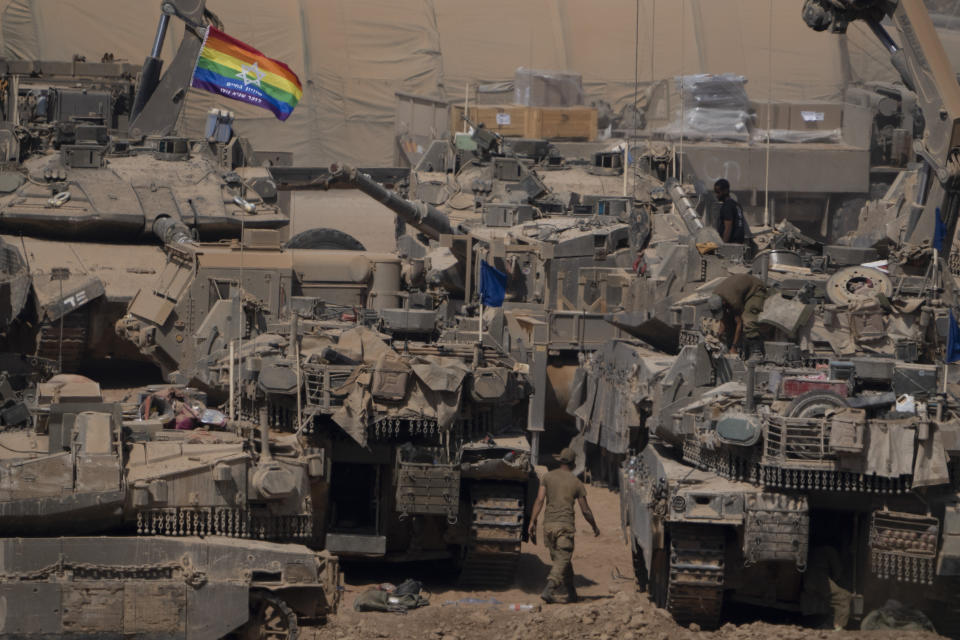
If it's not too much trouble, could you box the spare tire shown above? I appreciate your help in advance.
[825,265,892,306]
[785,390,848,418]
[284,228,366,251]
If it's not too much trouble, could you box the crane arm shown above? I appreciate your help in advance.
[803,0,960,252]
[128,1,216,139]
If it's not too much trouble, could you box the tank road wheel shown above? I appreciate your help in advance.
[236,592,299,640]
[665,524,725,630]
[284,228,366,251]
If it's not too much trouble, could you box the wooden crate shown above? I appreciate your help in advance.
[450,104,597,140]
[450,105,534,137]
[534,106,598,141]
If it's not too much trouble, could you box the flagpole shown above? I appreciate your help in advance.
[934,247,940,290]
[477,251,483,345]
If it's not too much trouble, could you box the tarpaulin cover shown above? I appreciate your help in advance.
[326,327,469,446]
[2,0,959,166]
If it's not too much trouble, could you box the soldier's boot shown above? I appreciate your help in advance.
[566,583,579,603]
[540,579,560,604]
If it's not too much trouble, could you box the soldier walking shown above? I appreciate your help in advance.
[528,447,600,603]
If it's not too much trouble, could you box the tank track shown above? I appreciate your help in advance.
[667,524,725,629]
[458,482,525,588]
[36,311,87,372]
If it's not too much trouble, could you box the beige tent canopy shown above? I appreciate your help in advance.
[1,0,954,166]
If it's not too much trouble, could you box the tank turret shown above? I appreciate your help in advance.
[0,0,289,373]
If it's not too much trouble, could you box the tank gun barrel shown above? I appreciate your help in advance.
[333,163,453,240]
[151,216,194,245]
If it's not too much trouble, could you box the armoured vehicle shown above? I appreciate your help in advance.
[373,96,870,473]
[0,377,340,638]
[115,227,537,585]
[408,122,640,228]
[345,145,792,471]
[571,0,960,631]
[580,179,883,484]
[607,275,960,630]
[341,145,667,458]
[0,0,305,372]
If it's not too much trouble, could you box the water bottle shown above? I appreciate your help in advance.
[508,604,535,611]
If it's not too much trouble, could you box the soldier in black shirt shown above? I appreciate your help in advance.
[714,178,747,243]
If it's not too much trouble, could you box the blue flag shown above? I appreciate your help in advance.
[479,260,507,307]
[948,310,960,363]
[934,207,947,252]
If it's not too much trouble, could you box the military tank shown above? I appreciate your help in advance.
[0,376,340,638]
[576,210,960,627]
[360,101,838,474]
[394,90,885,486]
[575,176,880,485]
[604,259,960,629]
[0,0,305,373]
[572,0,960,631]
[402,117,651,255]
[115,225,538,586]
[336,155,663,460]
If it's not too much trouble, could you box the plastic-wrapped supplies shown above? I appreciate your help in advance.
[762,128,842,143]
[663,106,754,141]
[680,73,750,109]
[658,73,844,144]
[513,67,583,107]
[659,73,753,141]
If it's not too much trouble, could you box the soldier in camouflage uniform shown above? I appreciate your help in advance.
[709,273,768,357]
[528,447,600,603]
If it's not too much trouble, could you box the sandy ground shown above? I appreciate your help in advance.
[302,481,945,640]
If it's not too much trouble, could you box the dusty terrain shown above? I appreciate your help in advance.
[304,482,944,640]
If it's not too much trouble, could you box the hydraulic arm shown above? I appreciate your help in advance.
[803,0,960,255]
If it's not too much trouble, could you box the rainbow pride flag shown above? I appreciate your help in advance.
[191,26,302,121]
